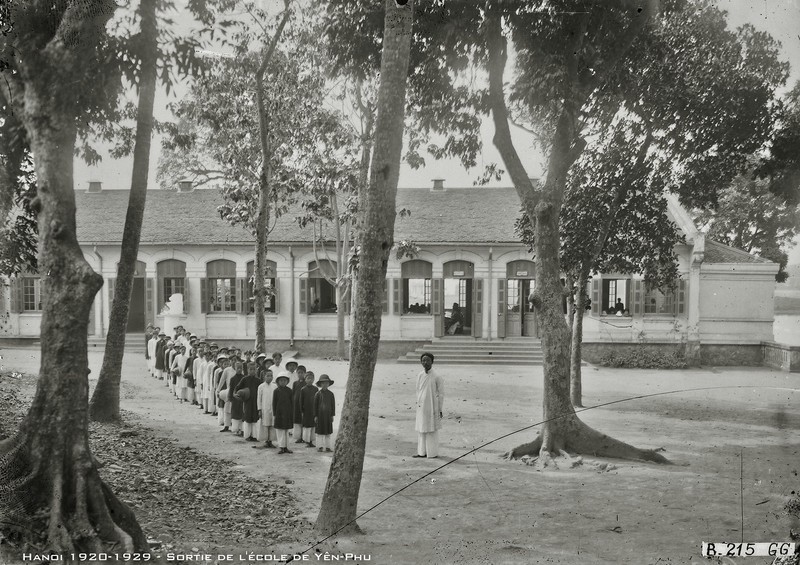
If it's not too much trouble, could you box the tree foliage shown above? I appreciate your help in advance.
[696,172,800,282]
[0,122,37,277]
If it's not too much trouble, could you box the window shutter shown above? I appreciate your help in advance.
[299,279,308,314]
[633,280,643,316]
[244,275,252,314]
[497,279,506,338]
[145,277,155,325]
[108,278,116,311]
[182,277,189,314]
[273,279,279,314]
[590,278,600,317]
[432,278,443,338]
[382,279,389,314]
[156,277,164,314]
[9,278,22,313]
[473,278,483,338]
[676,279,686,315]
[236,278,245,313]
[200,278,208,313]
[392,278,402,315]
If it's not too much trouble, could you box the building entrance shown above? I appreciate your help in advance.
[498,260,538,338]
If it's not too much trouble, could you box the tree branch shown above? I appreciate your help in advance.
[485,5,537,212]
[255,0,292,84]
[579,0,658,97]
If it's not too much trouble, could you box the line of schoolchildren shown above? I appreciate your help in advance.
[144,324,335,454]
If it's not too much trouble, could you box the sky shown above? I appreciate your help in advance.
[75,0,800,193]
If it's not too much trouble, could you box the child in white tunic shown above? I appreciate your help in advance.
[256,369,276,447]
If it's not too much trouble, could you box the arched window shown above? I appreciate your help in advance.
[204,259,237,312]
[302,260,338,314]
[157,259,187,313]
[246,260,278,313]
[400,260,432,314]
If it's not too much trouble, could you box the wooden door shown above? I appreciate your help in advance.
[505,279,522,337]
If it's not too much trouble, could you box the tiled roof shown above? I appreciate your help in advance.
[704,239,772,264]
[74,186,524,245]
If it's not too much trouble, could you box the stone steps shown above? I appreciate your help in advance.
[398,337,545,365]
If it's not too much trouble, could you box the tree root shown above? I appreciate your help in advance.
[504,435,543,460]
[0,433,147,554]
[506,419,671,465]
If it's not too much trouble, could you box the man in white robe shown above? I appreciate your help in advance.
[414,352,444,458]
[193,345,206,407]
[147,329,160,377]
[170,346,188,401]
[203,351,216,414]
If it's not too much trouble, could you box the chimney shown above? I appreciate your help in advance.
[87,181,102,193]
[431,178,445,191]
[178,180,193,192]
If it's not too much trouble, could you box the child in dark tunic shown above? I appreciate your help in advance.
[229,362,245,436]
[292,365,307,442]
[299,372,318,447]
[272,372,294,454]
[314,374,335,452]
[235,362,262,442]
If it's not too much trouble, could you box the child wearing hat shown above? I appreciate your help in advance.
[314,374,335,452]
[291,364,306,441]
[272,371,294,454]
[256,368,276,448]
[147,328,160,377]
[154,332,167,380]
[229,362,245,436]
[170,345,189,401]
[300,371,318,447]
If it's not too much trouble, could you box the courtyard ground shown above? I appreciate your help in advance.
[0,345,799,565]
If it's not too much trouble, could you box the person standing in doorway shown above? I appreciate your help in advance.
[414,353,444,458]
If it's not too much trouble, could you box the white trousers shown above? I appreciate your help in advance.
[243,421,256,439]
[302,427,316,444]
[258,424,276,442]
[292,423,302,437]
[276,429,289,448]
[417,431,439,457]
[223,401,232,427]
[231,419,242,433]
[317,434,332,449]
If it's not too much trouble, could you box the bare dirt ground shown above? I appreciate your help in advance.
[1,345,799,565]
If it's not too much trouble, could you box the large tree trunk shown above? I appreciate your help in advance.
[336,283,347,359]
[0,82,148,552]
[252,0,291,353]
[90,0,159,422]
[570,269,589,408]
[485,6,667,465]
[253,171,270,353]
[315,0,414,535]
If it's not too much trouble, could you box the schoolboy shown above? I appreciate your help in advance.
[256,369,276,448]
[314,374,335,452]
[272,371,294,454]
[300,371,318,447]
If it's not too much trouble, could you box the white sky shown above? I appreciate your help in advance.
[75,0,800,193]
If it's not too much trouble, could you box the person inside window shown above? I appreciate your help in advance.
[446,303,463,335]
[615,298,625,313]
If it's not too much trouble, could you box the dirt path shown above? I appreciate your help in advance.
[2,347,799,564]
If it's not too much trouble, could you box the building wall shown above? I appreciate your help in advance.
[698,264,777,344]
[1,241,779,352]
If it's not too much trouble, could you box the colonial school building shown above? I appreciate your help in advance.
[0,181,783,365]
